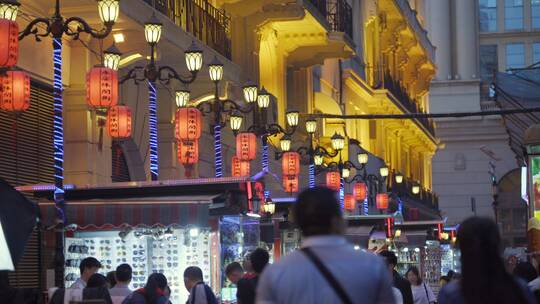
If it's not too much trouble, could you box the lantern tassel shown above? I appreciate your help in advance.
[97,117,105,152]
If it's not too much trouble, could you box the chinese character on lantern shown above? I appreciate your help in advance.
[326,171,341,192]
[354,182,367,201]
[0,19,18,68]
[86,66,118,108]
[344,194,356,211]
[376,193,389,210]
[175,107,202,141]
[178,140,199,164]
[282,152,300,177]
[283,176,299,193]
[236,132,257,161]
[0,70,30,113]
[107,105,132,139]
[232,156,250,177]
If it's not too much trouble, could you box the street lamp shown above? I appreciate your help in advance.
[9,0,120,286]
[280,135,292,152]
[120,14,203,181]
[331,132,345,151]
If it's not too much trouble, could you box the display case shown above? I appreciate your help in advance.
[440,244,460,275]
[65,226,213,304]
[395,247,421,276]
[281,229,301,256]
[422,241,442,294]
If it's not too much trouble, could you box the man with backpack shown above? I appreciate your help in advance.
[184,266,217,304]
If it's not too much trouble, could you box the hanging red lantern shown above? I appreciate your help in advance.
[283,176,299,193]
[0,70,30,112]
[353,182,367,201]
[376,193,389,210]
[231,156,250,177]
[282,152,300,177]
[326,171,341,192]
[0,19,18,67]
[178,140,199,164]
[107,105,132,139]
[236,132,257,161]
[175,107,202,140]
[344,194,356,211]
[86,66,118,108]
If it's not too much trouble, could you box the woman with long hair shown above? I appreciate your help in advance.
[438,217,536,304]
[405,266,436,304]
[122,273,169,304]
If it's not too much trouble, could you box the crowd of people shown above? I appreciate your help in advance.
[48,187,540,303]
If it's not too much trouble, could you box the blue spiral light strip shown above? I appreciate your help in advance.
[214,124,223,177]
[363,198,369,215]
[52,38,65,222]
[262,140,269,172]
[309,163,315,188]
[148,81,159,180]
[398,197,403,213]
[339,178,345,210]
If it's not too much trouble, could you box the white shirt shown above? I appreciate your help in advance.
[392,287,403,304]
[109,282,132,304]
[69,278,86,289]
[256,235,395,304]
[411,283,436,304]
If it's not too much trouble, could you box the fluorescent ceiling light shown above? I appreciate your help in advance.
[113,33,125,43]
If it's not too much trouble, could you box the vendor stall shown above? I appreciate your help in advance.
[20,177,260,304]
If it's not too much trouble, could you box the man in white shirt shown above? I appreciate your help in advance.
[109,263,132,303]
[70,257,101,289]
[256,187,395,304]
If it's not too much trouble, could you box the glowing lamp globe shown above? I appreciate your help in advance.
[0,0,19,21]
[257,87,271,108]
[107,105,132,139]
[331,132,345,151]
[175,107,202,141]
[230,114,243,132]
[326,171,341,192]
[86,66,118,108]
[236,132,257,161]
[185,42,203,72]
[376,193,389,210]
[314,153,324,166]
[395,174,404,184]
[144,14,162,45]
[0,70,30,112]
[380,167,389,177]
[0,19,18,67]
[344,194,355,211]
[243,81,258,104]
[103,44,121,71]
[280,135,291,152]
[305,119,317,134]
[97,0,120,24]
[231,156,250,177]
[358,153,368,165]
[342,167,350,179]
[282,152,300,177]
[353,182,367,201]
[286,111,299,127]
[177,140,199,165]
[412,185,420,194]
[208,56,224,82]
[175,90,190,108]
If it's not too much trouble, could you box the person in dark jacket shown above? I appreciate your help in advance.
[380,250,413,304]
[122,273,169,304]
[237,248,269,304]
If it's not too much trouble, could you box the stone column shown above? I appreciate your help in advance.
[455,0,478,80]
[426,0,451,80]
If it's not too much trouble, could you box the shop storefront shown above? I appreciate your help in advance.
[21,177,262,303]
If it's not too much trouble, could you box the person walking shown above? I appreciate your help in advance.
[405,267,435,304]
[379,250,413,304]
[438,217,536,304]
[256,187,395,304]
[122,273,169,304]
[71,257,102,289]
[184,266,217,304]
[110,264,133,303]
[237,248,269,304]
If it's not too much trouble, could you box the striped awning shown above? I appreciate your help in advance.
[39,202,210,230]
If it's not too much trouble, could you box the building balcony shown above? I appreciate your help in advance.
[306,0,353,39]
[143,0,232,59]
[388,173,440,217]
[383,72,436,138]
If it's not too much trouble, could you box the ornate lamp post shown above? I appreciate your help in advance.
[120,14,203,181]
[3,0,120,286]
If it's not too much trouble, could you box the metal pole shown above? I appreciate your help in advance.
[52,37,66,287]
[148,81,159,181]
[213,83,223,178]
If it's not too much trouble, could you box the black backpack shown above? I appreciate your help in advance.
[190,283,217,304]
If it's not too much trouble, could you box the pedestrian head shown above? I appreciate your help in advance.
[379,250,398,274]
[250,248,270,275]
[79,257,102,282]
[184,266,204,292]
[115,263,133,284]
[225,262,244,284]
[514,262,538,283]
[87,273,108,288]
[405,266,422,286]
[106,271,116,288]
[143,273,168,304]
[458,217,530,304]
[293,187,344,237]
[439,275,449,288]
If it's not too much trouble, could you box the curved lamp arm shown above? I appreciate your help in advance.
[19,18,51,41]
[120,66,146,84]
[64,17,114,40]
[158,66,198,85]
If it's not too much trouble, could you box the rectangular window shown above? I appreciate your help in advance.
[534,43,540,64]
[479,0,497,32]
[533,0,540,29]
[480,45,498,80]
[506,43,525,69]
[505,0,523,30]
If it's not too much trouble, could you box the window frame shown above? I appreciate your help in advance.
[504,0,524,31]
[506,43,526,70]
[479,0,498,32]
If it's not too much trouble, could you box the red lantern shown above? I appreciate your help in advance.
[0,70,30,112]
[353,182,367,201]
[232,156,250,177]
[107,105,132,139]
[283,176,299,193]
[376,193,389,210]
[344,194,356,211]
[86,66,118,108]
[236,132,257,161]
[282,152,300,177]
[178,140,199,164]
[0,19,18,67]
[175,107,202,140]
[326,172,341,191]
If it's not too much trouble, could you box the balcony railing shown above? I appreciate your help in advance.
[308,0,353,38]
[388,173,439,212]
[144,0,232,59]
[383,72,436,137]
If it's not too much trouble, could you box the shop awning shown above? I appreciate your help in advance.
[394,230,427,247]
[345,226,374,247]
